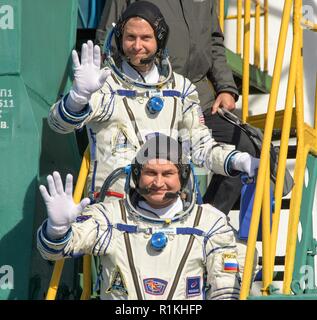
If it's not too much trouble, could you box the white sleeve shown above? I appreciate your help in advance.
[48,83,115,134]
[204,215,241,300]
[179,77,237,176]
[37,203,113,261]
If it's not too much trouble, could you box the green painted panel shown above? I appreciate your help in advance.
[0,76,39,300]
[292,154,317,295]
[0,0,81,299]
[0,0,20,74]
[225,48,272,94]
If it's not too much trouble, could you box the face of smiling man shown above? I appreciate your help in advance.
[138,159,181,209]
[122,17,158,72]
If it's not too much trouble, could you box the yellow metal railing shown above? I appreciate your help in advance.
[45,148,90,300]
[218,0,269,121]
[45,1,317,301]
[239,0,317,299]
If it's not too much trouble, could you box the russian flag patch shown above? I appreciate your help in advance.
[223,253,239,273]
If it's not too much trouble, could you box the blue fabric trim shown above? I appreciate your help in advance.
[206,245,237,257]
[94,206,113,256]
[115,89,181,98]
[116,223,138,233]
[41,220,72,244]
[38,229,68,255]
[116,89,136,97]
[62,94,91,117]
[115,223,204,237]
[58,99,90,125]
[99,92,115,121]
[88,129,97,160]
[162,90,181,97]
[224,150,240,176]
[176,227,204,236]
[183,102,197,115]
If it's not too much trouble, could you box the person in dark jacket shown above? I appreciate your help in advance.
[96,0,257,214]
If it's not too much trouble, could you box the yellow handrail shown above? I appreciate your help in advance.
[261,165,271,296]
[236,0,243,55]
[264,0,269,72]
[270,0,301,291]
[220,0,269,117]
[240,0,293,300]
[219,0,225,32]
[240,0,317,299]
[242,0,251,123]
[254,0,261,68]
[45,148,90,300]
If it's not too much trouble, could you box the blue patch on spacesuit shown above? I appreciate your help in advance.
[75,215,92,223]
[186,276,201,297]
[143,278,167,296]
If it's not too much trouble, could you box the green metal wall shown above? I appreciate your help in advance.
[0,0,81,299]
[291,154,317,295]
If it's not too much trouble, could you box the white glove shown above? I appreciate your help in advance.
[39,171,90,239]
[66,40,111,112]
[230,152,260,177]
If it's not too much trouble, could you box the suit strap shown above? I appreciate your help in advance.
[167,206,203,300]
[119,200,143,299]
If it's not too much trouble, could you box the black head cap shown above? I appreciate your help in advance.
[114,1,169,57]
[131,133,191,190]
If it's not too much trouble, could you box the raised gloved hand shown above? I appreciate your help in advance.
[230,152,260,178]
[39,171,90,239]
[66,40,111,111]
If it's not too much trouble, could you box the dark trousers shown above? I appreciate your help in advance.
[202,111,257,215]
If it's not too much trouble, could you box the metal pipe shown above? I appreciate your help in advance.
[254,0,261,68]
[269,0,300,287]
[261,165,272,296]
[264,0,269,72]
[226,12,264,20]
[45,148,90,300]
[237,0,243,55]
[45,260,65,300]
[242,0,251,122]
[283,0,306,293]
[219,0,225,32]
[315,74,317,130]
[240,0,293,300]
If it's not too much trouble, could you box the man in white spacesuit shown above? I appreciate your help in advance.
[37,134,241,300]
[48,1,259,200]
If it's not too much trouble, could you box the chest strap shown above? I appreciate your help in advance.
[167,206,203,300]
[122,97,144,147]
[119,200,143,300]
[115,224,205,237]
[116,89,181,98]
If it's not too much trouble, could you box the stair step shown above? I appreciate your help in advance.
[225,48,272,94]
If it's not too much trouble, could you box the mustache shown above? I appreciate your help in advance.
[136,187,180,199]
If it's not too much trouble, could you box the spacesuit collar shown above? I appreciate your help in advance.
[122,60,160,84]
[137,197,183,220]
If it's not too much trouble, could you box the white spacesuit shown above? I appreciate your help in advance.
[37,135,241,300]
[47,2,259,199]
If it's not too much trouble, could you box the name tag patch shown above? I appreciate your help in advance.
[186,276,201,297]
[143,278,167,296]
